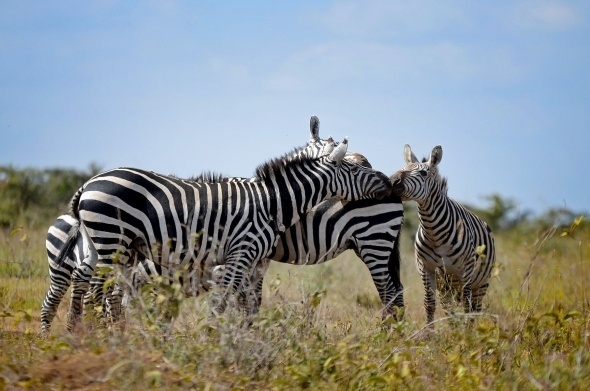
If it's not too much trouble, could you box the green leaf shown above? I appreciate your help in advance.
[476,244,486,256]
[145,370,162,387]
[9,227,22,236]
[563,310,581,320]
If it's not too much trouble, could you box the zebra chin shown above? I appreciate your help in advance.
[373,186,392,200]
[390,184,405,198]
[372,171,393,199]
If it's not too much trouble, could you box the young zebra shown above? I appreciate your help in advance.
[51,138,391,332]
[390,144,495,325]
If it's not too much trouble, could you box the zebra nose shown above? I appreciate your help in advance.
[390,172,405,194]
[378,171,391,186]
[374,171,392,197]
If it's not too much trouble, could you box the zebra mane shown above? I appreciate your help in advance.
[255,148,320,180]
[347,152,371,168]
[187,171,229,183]
[439,177,449,196]
[167,171,230,183]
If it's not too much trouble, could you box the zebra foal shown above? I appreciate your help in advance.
[48,137,391,332]
[390,144,495,325]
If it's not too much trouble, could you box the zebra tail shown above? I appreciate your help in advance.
[55,187,84,266]
[53,220,80,267]
[68,186,84,219]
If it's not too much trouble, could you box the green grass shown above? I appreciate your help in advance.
[1,220,589,390]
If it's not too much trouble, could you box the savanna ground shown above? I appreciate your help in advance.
[1,212,589,390]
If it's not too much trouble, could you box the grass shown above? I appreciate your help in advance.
[1,218,589,390]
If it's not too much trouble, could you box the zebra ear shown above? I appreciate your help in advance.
[329,137,348,163]
[322,138,335,155]
[404,144,419,164]
[309,116,320,142]
[429,145,443,167]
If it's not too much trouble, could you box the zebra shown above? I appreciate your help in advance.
[389,144,495,325]
[40,116,341,333]
[94,122,405,322]
[42,118,407,332]
[40,116,336,333]
[49,137,391,332]
[94,161,406,323]
[42,214,88,332]
[225,151,405,320]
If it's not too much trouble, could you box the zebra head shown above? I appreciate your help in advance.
[390,144,444,202]
[296,116,372,169]
[324,138,392,201]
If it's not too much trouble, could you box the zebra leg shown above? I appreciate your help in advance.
[437,272,460,317]
[85,274,108,319]
[241,260,269,317]
[461,255,477,316]
[253,270,265,311]
[105,282,124,326]
[67,239,98,331]
[67,265,93,331]
[421,266,437,326]
[386,236,405,319]
[211,258,253,318]
[40,262,74,335]
[237,270,256,319]
[355,246,404,322]
[471,282,489,313]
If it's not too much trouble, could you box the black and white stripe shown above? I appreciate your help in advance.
[110,121,406,320]
[41,214,88,332]
[390,144,495,325]
[49,137,391,332]
[42,118,407,333]
[112,164,406,322]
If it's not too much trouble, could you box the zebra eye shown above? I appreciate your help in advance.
[419,170,428,177]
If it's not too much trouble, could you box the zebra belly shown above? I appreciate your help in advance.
[437,255,464,277]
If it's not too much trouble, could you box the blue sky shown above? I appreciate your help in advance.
[1,1,588,216]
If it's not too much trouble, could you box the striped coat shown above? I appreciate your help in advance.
[49,138,391,332]
[390,144,495,324]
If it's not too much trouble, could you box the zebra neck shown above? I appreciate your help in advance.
[268,171,331,231]
[415,190,451,232]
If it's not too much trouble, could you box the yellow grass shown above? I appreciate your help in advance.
[1,220,589,389]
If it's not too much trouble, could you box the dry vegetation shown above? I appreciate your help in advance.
[1,215,589,390]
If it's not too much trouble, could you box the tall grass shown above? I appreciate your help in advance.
[0,217,589,389]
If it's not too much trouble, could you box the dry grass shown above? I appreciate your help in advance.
[1,219,589,390]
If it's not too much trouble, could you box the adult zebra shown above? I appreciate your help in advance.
[96,158,406,323]
[42,213,89,333]
[95,124,405,322]
[42,118,406,333]
[50,137,391,332]
[41,116,332,333]
[390,144,495,325]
